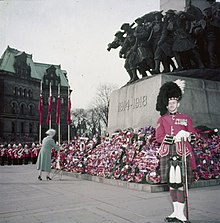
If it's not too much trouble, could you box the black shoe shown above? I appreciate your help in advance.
[46,176,52,180]
[164,217,177,222]
[176,219,191,223]
[38,176,42,181]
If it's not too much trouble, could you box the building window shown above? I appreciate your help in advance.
[14,87,17,96]
[28,89,32,98]
[29,104,34,115]
[24,89,27,97]
[21,104,25,115]
[20,88,23,97]
[11,102,17,114]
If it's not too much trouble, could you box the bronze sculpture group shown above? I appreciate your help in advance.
[107,0,220,84]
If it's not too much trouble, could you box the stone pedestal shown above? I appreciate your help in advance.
[108,71,220,134]
[160,0,210,12]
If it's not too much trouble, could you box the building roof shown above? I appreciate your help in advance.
[34,62,69,87]
[0,46,69,87]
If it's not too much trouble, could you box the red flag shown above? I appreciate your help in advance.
[67,96,71,125]
[46,83,52,125]
[38,94,43,125]
[56,95,61,125]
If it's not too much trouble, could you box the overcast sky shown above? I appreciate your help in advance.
[0,0,159,109]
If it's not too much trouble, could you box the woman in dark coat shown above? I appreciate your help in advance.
[36,129,60,180]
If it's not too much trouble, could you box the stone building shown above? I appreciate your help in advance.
[0,46,70,144]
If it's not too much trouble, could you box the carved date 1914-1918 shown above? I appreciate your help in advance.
[118,95,147,112]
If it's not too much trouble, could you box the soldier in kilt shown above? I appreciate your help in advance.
[159,144,194,186]
[155,80,197,223]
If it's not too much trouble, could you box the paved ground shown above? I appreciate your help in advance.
[0,165,220,223]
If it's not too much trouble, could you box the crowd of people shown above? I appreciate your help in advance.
[1,125,219,184]
[0,142,40,166]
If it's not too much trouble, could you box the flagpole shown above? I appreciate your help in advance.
[49,82,52,129]
[68,125,70,144]
[39,121,41,144]
[58,83,61,145]
[46,82,53,129]
[67,85,71,144]
[39,81,42,144]
[59,121,61,145]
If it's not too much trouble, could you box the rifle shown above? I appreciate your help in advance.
[181,137,189,221]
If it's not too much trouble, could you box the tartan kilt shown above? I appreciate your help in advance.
[159,144,194,185]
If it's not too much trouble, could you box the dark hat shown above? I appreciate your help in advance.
[177,11,185,15]
[120,23,130,31]
[153,10,163,15]
[135,17,144,23]
[114,31,124,37]
[156,81,183,116]
[165,9,176,15]
[154,11,163,18]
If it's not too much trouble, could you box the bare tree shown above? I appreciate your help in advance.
[86,108,101,136]
[90,83,118,132]
[72,108,88,137]
[71,83,118,137]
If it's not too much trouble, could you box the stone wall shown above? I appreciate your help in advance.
[160,0,185,12]
[108,74,220,134]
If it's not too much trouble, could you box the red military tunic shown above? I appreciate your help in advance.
[156,113,197,170]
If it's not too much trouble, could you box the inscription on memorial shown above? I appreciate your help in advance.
[118,95,147,112]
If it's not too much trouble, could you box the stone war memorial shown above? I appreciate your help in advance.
[107,0,220,134]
